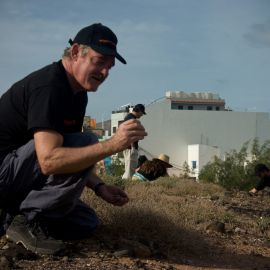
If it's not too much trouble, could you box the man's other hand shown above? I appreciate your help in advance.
[97,184,129,206]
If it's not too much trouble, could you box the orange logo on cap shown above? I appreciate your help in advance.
[64,119,76,126]
[99,39,116,47]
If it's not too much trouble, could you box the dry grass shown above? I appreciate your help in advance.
[82,177,232,228]
[1,177,269,270]
[81,177,270,264]
[79,178,270,268]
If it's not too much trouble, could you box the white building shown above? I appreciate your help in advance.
[167,91,226,111]
[109,92,270,179]
[140,92,270,178]
[187,144,221,179]
[111,106,135,135]
[111,109,127,135]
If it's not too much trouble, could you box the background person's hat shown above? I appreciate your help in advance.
[133,104,146,115]
[69,23,126,64]
[153,154,173,168]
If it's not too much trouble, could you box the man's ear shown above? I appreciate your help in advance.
[70,44,80,60]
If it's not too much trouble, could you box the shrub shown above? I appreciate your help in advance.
[199,139,270,190]
[110,155,125,177]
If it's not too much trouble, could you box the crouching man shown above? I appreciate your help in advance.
[0,23,147,255]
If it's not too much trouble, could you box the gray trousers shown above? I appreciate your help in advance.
[0,132,100,239]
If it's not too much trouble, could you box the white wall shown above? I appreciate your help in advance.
[140,100,270,171]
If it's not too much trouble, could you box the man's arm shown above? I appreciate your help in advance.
[249,177,267,195]
[34,119,147,175]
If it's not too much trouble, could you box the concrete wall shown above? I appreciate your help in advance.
[139,100,270,171]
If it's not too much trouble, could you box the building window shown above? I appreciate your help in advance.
[178,105,183,110]
[191,161,197,169]
[207,106,212,110]
[216,106,220,111]
[188,106,193,110]
[113,127,116,133]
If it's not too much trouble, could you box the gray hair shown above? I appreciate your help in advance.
[62,45,91,58]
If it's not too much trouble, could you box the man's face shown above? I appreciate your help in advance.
[72,46,115,92]
[133,111,144,119]
[137,111,144,119]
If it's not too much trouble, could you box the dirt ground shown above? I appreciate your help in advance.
[0,186,270,270]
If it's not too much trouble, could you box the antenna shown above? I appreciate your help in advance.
[119,103,132,108]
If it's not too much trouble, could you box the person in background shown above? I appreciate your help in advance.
[249,163,270,195]
[0,23,147,255]
[122,104,146,179]
[135,155,148,172]
[132,154,172,181]
[104,156,112,175]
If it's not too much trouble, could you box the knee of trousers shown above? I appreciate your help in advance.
[0,140,41,207]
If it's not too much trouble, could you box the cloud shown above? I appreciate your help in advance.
[243,19,270,48]
[113,20,173,67]
[117,19,170,34]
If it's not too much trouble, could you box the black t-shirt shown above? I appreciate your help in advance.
[255,175,270,191]
[0,60,87,164]
[123,113,138,149]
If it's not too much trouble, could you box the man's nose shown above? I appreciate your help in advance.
[101,67,109,78]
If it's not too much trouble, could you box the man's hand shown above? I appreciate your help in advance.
[109,119,147,152]
[97,184,129,206]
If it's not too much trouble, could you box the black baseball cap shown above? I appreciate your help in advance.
[133,104,146,115]
[69,23,126,64]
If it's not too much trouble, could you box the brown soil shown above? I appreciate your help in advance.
[0,180,270,270]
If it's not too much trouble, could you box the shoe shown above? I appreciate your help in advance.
[6,215,65,255]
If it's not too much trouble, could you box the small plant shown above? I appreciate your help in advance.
[181,161,191,178]
[222,212,235,224]
[256,217,270,233]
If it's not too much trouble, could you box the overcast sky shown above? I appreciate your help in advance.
[0,0,269,121]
